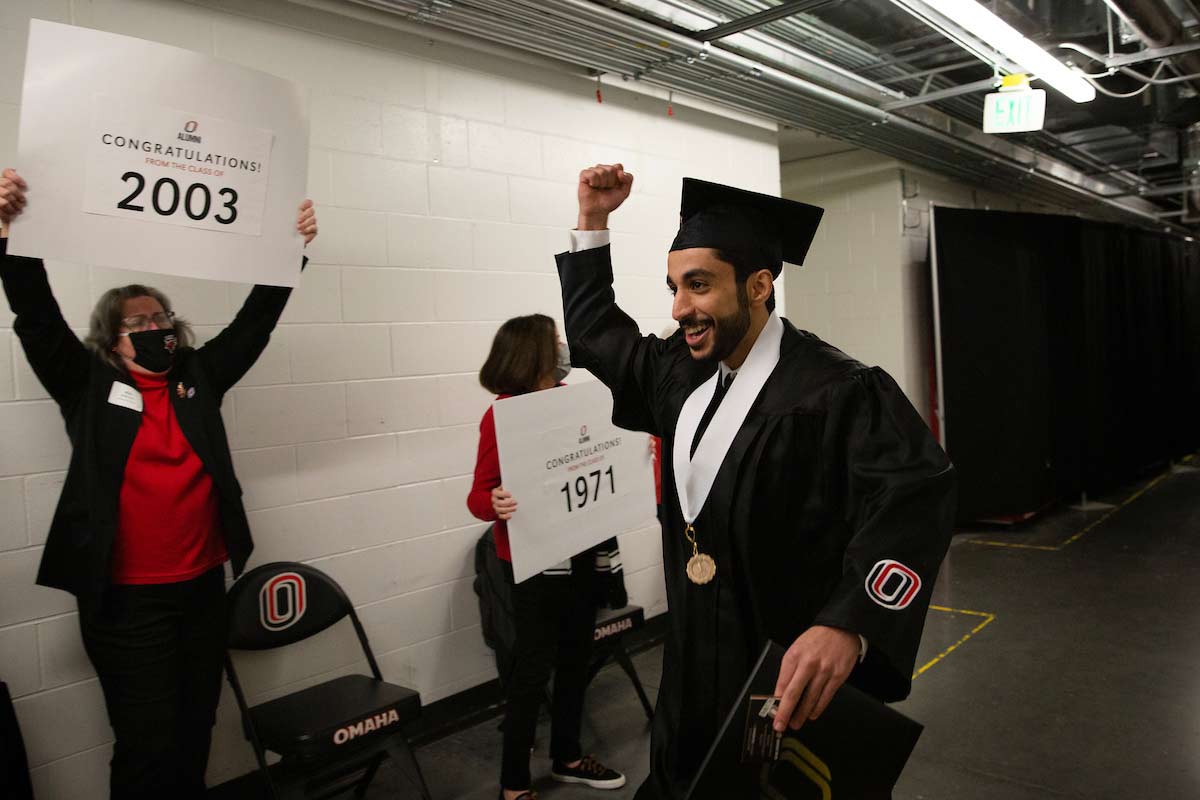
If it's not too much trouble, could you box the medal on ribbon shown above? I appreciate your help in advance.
[672,313,783,586]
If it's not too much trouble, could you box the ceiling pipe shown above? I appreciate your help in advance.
[1104,0,1200,87]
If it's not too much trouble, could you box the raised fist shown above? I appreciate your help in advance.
[577,163,633,230]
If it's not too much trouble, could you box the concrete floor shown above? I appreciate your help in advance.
[254,456,1200,799]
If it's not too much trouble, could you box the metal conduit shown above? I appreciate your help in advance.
[516,0,888,106]
[678,5,908,98]
[425,5,700,85]
[619,5,1142,201]
[640,63,1065,189]
[379,0,1065,188]
[563,42,1005,184]
[670,0,931,87]
[542,0,1159,203]
[420,0,885,114]
[346,0,1177,228]
[742,14,891,70]
[628,0,892,72]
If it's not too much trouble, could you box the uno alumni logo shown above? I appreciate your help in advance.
[578,424,591,444]
[178,120,202,143]
[865,559,922,610]
[333,709,401,745]
[259,572,307,631]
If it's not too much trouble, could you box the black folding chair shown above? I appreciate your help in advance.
[587,605,655,721]
[224,562,433,800]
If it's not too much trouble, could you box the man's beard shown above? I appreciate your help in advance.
[681,284,751,364]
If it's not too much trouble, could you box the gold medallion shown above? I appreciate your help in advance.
[683,523,716,585]
[686,552,717,585]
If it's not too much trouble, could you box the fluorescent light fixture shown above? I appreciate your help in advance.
[900,0,1096,103]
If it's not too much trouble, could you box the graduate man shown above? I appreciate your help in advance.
[556,164,956,798]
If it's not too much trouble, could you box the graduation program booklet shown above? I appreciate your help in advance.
[685,641,923,799]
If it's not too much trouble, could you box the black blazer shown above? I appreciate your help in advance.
[0,237,300,605]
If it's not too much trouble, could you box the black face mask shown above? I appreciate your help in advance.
[127,328,178,373]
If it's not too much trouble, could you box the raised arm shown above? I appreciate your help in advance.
[555,164,679,436]
[0,169,90,411]
[196,200,317,397]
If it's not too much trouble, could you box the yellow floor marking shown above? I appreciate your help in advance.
[913,455,1193,678]
[969,455,1194,552]
[969,540,1060,551]
[912,605,996,680]
[915,457,1194,679]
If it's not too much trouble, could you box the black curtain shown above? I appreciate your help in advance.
[934,207,1200,522]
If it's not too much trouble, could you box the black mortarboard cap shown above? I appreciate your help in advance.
[669,178,824,277]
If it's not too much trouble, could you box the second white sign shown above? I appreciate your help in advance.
[494,380,658,584]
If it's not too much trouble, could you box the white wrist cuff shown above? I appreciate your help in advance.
[569,228,610,253]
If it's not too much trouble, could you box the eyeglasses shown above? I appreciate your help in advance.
[118,311,176,333]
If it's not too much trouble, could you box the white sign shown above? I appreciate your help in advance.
[982,88,1046,134]
[84,94,273,235]
[9,20,308,287]
[494,381,658,583]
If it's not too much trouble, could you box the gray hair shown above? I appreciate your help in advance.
[84,284,194,371]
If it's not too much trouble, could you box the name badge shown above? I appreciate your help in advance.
[107,381,143,412]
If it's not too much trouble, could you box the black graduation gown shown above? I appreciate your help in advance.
[556,245,957,799]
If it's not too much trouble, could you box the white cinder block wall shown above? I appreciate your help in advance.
[782,150,1064,422]
[0,0,780,794]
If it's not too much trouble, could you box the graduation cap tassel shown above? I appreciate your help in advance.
[667,91,674,117]
[596,74,603,104]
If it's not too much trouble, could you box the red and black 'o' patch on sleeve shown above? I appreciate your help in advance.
[865,559,921,610]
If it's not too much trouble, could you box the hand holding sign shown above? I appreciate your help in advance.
[297,199,317,246]
[0,168,27,237]
[491,486,518,521]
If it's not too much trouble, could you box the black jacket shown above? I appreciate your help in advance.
[0,237,299,605]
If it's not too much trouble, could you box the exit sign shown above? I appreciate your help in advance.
[982,89,1046,134]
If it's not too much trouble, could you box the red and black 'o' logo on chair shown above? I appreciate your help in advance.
[259,572,307,631]
[865,560,922,610]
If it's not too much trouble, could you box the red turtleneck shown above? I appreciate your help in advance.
[110,370,227,584]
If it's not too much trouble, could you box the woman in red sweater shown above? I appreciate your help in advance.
[468,314,626,800]
[0,167,316,799]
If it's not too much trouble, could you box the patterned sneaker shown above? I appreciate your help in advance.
[551,754,627,789]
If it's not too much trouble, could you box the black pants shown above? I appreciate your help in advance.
[501,554,597,790]
[77,566,227,800]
